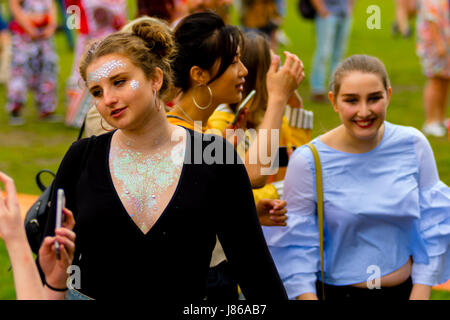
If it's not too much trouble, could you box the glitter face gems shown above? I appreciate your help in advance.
[88,60,126,83]
[130,80,140,91]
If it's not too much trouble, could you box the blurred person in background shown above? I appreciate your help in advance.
[417,0,449,138]
[0,2,10,84]
[137,0,175,23]
[64,0,127,128]
[240,0,282,49]
[392,0,417,38]
[169,0,229,27]
[7,0,58,125]
[309,0,354,103]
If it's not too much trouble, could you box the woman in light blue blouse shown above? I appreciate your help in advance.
[263,54,450,300]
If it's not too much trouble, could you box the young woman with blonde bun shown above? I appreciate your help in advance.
[40,18,287,300]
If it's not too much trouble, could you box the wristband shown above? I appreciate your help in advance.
[45,280,68,292]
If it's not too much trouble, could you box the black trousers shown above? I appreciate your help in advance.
[316,277,413,300]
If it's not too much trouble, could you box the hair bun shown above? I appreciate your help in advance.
[132,21,174,59]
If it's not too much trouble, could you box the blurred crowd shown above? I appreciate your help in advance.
[0,0,447,137]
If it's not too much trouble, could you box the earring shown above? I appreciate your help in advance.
[192,84,213,110]
[100,117,115,132]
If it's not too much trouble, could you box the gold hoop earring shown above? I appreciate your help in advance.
[100,117,115,132]
[192,84,213,110]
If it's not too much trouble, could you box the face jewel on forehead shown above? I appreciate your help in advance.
[130,80,140,91]
[88,60,126,83]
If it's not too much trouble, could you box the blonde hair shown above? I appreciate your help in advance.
[330,55,391,96]
[79,17,176,101]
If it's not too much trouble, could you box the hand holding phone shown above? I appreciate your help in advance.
[231,90,256,127]
[55,189,65,260]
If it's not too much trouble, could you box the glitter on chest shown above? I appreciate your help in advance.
[110,144,183,233]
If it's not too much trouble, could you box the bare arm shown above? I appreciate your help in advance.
[310,0,330,17]
[409,284,432,300]
[0,172,45,300]
[244,52,304,188]
[348,0,356,12]
[8,0,39,37]
[40,0,58,39]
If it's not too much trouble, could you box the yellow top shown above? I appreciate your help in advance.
[166,111,208,133]
[208,106,311,151]
[208,105,312,201]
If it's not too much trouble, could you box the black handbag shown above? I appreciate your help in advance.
[24,170,56,254]
[24,120,87,254]
[298,0,316,19]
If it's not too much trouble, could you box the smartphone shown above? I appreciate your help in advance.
[231,90,256,126]
[55,189,65,260]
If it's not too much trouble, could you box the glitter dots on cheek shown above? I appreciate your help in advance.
[88,60,126,83]
[130,80,140,91]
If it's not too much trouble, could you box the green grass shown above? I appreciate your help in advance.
[0,0,449,299]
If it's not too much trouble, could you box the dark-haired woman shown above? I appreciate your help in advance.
[168,11,302,300]
[39,17,287,300]
[208,31,312,218]
[170,11,303,189]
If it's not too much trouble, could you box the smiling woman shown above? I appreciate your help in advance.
[38,18,288,300]
[264,54,450,301]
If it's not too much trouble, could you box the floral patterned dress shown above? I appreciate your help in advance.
[416,0,450,78]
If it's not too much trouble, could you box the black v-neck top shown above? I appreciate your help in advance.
[42,128,287,300]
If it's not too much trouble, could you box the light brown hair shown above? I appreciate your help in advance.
[230,32,271,128]
[79,18,176,101]
[330,55,391,96]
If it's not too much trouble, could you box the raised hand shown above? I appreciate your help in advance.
[0,172,23,243]
[266,51,305,107]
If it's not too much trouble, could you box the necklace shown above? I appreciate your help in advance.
[174,104,195,125]
[116,130,165,149]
